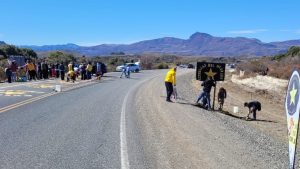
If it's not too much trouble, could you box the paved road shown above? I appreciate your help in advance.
[0,70,165,169]
[0,69,288,169]
[0,77,101,110]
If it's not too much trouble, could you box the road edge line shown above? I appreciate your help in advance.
[120,90,130,169]
[120,74,162,169]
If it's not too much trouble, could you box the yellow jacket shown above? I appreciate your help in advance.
[165,68,176,85]
[27,63,35,71]
[87,64,93,72]
[68,64,73,71]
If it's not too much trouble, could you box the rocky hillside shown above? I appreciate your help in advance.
[19,32,300,57]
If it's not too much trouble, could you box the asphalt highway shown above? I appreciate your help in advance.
[0,69,288,169]
[0,70,165,169]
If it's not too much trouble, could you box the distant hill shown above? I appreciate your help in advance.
[21,32,300,57]
[0,41,6,45]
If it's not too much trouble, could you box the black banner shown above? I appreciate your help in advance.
[196,62,225,81]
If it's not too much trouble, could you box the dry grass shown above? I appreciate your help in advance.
[236,55,300,80]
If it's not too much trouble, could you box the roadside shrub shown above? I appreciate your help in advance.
[140,56,155,70]
[0,67,5,82]
[155,62,169,69]
[287,46,300,57]
[237,60,268,76]
[0,59,8,82]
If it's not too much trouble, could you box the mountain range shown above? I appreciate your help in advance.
[17,32,300,57]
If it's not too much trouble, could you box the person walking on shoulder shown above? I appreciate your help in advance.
[165,67,177,102]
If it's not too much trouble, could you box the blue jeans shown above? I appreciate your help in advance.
[197,91,211,109]
[11,72,17,82]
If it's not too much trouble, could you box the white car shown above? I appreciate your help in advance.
[116,63,140,72]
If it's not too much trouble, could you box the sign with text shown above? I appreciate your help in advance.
[196,62,225,81]
[285,70,300,169]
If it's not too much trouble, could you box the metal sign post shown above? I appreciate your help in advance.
[285,70,300,169]
[213,81,217,110]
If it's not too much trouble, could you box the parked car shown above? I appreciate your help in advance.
[178,64,188,68]
[116,63,140,72]
[92,62,107,75]
[187,64,195,69]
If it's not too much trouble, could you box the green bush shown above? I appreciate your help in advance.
[273,46,300,60]
[287,46,300,57]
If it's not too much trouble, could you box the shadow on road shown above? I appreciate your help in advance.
[217,110,277,123]
[175,101,278,123]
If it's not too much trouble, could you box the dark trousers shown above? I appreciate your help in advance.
[251,109,257,119]
[61,71,65,80]
[165,82,173,101]
[81,71,86,80]
[38,71,42,79]
[42,70,48,79]
[7,75,11,83]
[87,71,91,79]
[28,70,36,80]
[56,70,59,78]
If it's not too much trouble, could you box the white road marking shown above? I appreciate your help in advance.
[120,91,130,169]
[0,80,53,89]
[120,74,161,169]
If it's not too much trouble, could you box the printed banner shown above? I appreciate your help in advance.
[285,70,300,169]
[196,62,225,81]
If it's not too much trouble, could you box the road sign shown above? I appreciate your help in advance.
[196,62,225,81]
[285,70,300,169]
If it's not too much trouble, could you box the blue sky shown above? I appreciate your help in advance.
[0,0,299,46]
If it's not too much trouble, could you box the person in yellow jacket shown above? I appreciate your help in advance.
[26,60,36,80]
[164,67,177,102]
[86,62,93,79]
[67,70,76,83]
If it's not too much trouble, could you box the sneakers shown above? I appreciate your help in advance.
[166,100,173,103]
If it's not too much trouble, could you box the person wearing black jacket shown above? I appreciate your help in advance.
[196,76,216,110]
[244,101,261,120]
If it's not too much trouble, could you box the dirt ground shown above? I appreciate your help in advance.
[132,68,287,169]
[192,68,288,143]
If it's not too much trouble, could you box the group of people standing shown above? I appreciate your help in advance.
[4,59,105,83]
[5,60,68,83]
[164,67,261,120]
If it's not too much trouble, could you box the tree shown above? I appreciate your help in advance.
[20,48,37,59]
[46,51,76,64]
[0,45,37,60]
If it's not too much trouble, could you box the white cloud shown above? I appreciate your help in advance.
[279,29,292,32]
[279,29,300,34]
[228,29,268,34]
